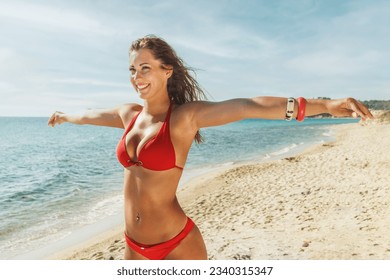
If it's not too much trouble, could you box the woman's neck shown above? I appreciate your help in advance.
[142,98,171,116]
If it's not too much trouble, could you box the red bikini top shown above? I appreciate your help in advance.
[116,104,183,171]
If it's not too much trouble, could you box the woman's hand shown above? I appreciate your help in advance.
[47,111,65,127]
[326,98,374,121]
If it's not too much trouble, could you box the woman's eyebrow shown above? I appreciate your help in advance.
[129,62,150,69]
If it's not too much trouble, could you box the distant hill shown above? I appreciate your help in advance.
[361,100,390,110]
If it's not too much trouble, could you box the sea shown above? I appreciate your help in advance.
[0,116,358,259]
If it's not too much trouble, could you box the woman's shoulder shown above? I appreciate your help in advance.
[171,101,210,129]
[118,103,143,123]
[119,103,143,112]
[172,101,214,122]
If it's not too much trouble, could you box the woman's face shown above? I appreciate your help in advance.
[129,48,172,100]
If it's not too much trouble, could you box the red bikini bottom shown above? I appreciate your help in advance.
[124,217,194,260]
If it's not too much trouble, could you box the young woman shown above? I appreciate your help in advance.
[48,35,373,260]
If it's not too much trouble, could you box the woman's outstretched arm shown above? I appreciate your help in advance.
[47,103,141,128]
[183,97,373,129]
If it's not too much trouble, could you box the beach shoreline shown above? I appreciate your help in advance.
[49,120,390,260]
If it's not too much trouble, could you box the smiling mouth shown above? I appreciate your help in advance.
[136,84,150,91]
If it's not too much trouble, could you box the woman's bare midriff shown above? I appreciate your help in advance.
[123,167,187,245]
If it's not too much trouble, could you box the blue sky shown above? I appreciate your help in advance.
[0,0,389,116]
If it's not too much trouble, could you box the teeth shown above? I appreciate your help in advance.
[137,84,149,90]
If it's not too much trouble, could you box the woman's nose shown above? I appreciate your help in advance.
[131,70,143,80]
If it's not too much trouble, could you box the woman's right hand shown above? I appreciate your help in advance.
[48,111,65,127]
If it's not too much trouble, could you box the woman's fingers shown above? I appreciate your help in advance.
[347,99,374,121]
[48,111,64,127]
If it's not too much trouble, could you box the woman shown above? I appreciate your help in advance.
[48,35,373,260]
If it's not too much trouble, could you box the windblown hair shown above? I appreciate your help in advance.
[130,35,207,143]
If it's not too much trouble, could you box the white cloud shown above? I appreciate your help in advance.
[0,80,16,92]
[52,78,129,88]
[285,50,381,77]
[0,1,113,35]
[0,48,33,73]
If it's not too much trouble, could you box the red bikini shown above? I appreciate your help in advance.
[116,104,183,171]
[117,104,192,259]
[124,217,194,260]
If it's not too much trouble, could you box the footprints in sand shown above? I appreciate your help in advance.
[264,215,273,225]
[83,239,125,260]
[322,143,334,147]
[354,190,386,233]
[284,157,299,162]
[232,253,251,260]
[90,251,104,260]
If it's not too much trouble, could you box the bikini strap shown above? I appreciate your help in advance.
[165,104,183,170]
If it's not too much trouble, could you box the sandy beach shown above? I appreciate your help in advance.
[53,114,390,260]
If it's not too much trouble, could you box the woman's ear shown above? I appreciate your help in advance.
[162,64,173,79]
[165,68,173,79]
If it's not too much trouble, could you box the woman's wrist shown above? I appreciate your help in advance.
[305,99,330,117]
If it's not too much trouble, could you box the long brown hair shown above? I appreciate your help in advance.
[130,35,207,143]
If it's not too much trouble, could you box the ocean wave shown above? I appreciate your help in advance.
[270,143,299,156]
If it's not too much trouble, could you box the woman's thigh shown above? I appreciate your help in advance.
[165,224,207,260]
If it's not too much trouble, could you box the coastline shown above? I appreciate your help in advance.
[52,120,390,260]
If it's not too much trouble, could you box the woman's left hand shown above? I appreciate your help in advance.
[326,98,374,121]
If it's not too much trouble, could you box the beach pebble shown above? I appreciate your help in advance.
[302,241,310,247]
